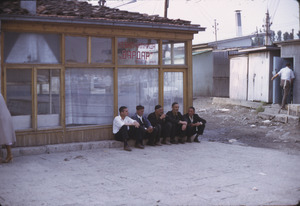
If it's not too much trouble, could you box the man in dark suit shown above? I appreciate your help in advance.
[131,105,157,147]
[165,102,187,144]
[147,105,167,146]
[184,106,206,143]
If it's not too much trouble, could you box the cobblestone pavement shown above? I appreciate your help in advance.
[0,141,299,206]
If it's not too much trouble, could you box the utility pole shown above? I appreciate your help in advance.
[212,19,219,47]
[164,0,169,18]
[263,10,272,45]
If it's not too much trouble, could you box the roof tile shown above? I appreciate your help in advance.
[0,0,201,28]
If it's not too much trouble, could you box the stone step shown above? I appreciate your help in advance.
[288,104,300,117]
[258,112,300,124]
[1,140,123,158]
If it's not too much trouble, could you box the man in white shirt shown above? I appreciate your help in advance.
[271,63,295,109]
[113,106,140,151]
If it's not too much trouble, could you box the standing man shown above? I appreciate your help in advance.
[131,105,156,147]
[148,105,167,146]
[0,93,16,163]
[113,106,140,151]
[271,63,295,109]
[184,106,206,143]
[166,102,187,144]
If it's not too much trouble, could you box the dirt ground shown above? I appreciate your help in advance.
[193,97,300,154]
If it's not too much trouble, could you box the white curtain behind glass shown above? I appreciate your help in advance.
[118,68,159,116]
[65,68,114,126]
[4,32,60,63]
[164,72,184,114]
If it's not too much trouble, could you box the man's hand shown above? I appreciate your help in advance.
[133,121,140,128]
[195,122,202,126]
[160,114,166,119]
[179,121,187,125]
[146,126,153,133]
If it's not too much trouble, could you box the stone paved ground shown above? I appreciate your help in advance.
[0,141,300,206]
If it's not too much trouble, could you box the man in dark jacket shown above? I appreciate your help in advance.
[184,106,206,143]
[131,105,156,147]
[165,102,187,144]
[147,105,167,146]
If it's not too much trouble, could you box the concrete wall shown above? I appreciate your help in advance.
[192,51,213,97]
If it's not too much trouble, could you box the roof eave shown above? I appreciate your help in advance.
[0,14,206,33]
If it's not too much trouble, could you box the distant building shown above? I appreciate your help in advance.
[0,0,205,147]
[192,34,265,97]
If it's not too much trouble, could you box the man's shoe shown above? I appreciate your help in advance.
[194,135,201,143]
[178,138,185,144]
[162,140,171,145]
[135,143,145,149]
[155,142,162,146]
[147,141,155,146]
[186,136,192,143]
[124,145,132,151]
[170,139,178,144]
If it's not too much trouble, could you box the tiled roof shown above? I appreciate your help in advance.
[0,0,203,30]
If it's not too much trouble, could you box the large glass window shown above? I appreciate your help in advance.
[118,38,159,65]
[65,68,114,126]
[118,68,159,116]
[65,36,87,63]
[6,69,32,130]
[37,69,61,128]
[4,32,61,64]
[162,41,185,65]
[164,72,184,114]
[91,37,112,64]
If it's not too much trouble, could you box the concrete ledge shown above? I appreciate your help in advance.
[212,97,263,109]
[1,140,123,158]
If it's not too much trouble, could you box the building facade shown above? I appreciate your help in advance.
[0,0,204,147]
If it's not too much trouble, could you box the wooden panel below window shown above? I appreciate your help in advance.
[15,126,113,147]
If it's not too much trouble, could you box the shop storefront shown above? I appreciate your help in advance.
[0,0,204,147]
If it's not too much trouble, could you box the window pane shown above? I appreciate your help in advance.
[91,37,112,64]
[37,69,60,128]
[6,69,32,130]
[118,68,158,116]
[65,68,113,126]
[65,36,87,63]
[162,41,185,65]
[4,32,60,64]
[118,38,159,65]
[164,72,184,114]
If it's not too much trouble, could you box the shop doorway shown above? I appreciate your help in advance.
[272,57,294,104]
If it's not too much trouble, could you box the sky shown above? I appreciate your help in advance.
[87,0,300,44]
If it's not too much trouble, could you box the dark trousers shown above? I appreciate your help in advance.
[281,80,291,108]
[149,126,160,144]
[186,124,205,137]
[114,125,130,142]
[165,122,185,140]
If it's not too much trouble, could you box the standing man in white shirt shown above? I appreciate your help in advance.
[271,63,295,109]
[113,106,140,151]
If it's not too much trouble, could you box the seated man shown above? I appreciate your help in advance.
[148,105,167,146]
[113,106,140,151]
[131,105,157,147]
[184,106,206,143]
[166,102,187,144]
